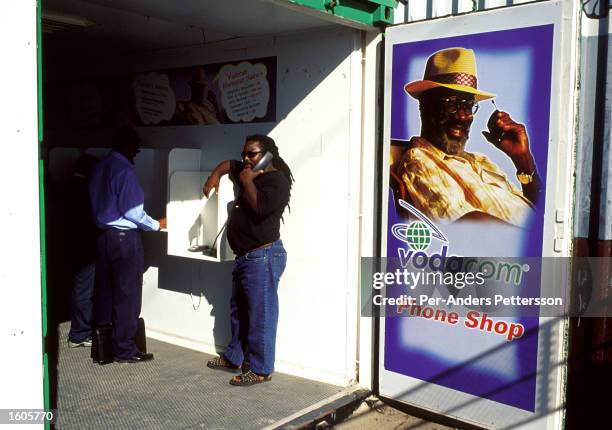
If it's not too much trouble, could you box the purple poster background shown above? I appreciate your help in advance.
[385,25,554,412]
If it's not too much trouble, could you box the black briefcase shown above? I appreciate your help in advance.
[91,325,114,365]
[135,317,147,353]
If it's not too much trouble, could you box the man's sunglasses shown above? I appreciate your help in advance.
[241,151,263,159]
[440,96,479,115]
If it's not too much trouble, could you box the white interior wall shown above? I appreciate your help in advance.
[46,26,364,386]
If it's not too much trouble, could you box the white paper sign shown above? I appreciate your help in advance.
[218,62,270,122]
[132,72,176,125]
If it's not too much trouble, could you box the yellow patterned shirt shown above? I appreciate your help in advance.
[395,137,533,227]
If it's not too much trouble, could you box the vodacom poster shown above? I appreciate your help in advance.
[378,3,569,428]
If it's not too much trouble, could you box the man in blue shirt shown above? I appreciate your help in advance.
[89,127,166,363]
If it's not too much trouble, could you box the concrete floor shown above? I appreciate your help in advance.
[55,322,344,429]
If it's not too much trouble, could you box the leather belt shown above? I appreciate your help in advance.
[239,242,273,257]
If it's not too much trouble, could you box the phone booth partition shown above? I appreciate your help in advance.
[167,148,234,262]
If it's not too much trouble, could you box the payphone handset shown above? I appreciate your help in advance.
[251,152,273,172]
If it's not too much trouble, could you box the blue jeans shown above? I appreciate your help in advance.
[68,263,95,343]
[224,240,287,375]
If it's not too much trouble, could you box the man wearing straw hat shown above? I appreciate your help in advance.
[391,47,541,227]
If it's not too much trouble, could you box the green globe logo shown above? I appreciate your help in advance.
[406,221,431,251]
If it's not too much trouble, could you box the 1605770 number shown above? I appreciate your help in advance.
[5,410,54,423]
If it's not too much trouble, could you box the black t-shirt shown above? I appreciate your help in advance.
[227,160,290,256]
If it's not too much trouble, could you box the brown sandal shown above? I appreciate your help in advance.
[229,370,272,386]
[206,356,241,373]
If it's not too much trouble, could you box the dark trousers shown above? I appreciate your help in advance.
[68,262,96,343]
[94,229,144,359]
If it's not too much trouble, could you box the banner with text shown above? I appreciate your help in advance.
[384,22,555,413]
[46,56,276,129]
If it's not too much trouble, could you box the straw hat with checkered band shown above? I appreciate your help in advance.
[405,47,496,102]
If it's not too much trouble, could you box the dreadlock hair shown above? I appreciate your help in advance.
[246,134,294,207]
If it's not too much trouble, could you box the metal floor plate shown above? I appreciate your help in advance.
[56,322,344,429]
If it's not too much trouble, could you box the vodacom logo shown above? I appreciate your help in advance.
[391,200,448,252]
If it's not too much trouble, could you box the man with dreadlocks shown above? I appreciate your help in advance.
[203,134,294,386]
